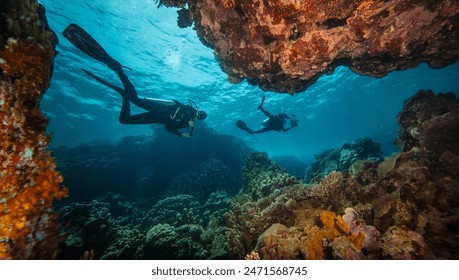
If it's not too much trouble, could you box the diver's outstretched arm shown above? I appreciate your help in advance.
[282,119,298,132]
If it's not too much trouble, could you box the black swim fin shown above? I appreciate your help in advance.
[236,120,254,134]
[81,68,125,96]
[63,23,126,71]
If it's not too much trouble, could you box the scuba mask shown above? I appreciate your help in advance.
[188,99,207,120]
[197,110,207,120]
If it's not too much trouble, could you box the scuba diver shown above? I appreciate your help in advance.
[62,23,206,138]
[236,95,298,135]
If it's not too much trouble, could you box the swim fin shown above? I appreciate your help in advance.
[236,120,254,134]
[62,23,124,70]
[81,68,125,96]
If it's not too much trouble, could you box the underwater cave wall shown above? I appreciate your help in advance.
[0,0,67,259]
[160,0,459,93]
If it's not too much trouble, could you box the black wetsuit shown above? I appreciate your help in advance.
[61,23,200,137]
[236,95,296,135]
[254,107,290,134]
[114,67,197,136]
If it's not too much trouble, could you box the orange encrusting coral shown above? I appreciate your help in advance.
[305,211,365,260]
[347,0,385,24]
[1,36,68,259]
[162,0,459,93]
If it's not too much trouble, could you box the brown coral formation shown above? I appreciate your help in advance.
[159,0,459,93]
[397,89,459,160]
[224,152,304,258]
[226,89,459,259]
[0,0,67,259]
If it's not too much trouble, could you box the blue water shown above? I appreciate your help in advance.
[39,0,459,163]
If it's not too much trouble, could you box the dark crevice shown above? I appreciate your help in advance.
[321,17,347,29]
[234,5,246,21]
[262,35,276,45]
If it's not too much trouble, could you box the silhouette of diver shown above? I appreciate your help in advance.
[62,23,206,138]
[236,95,298,134]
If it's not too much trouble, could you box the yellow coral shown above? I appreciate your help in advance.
[15,217,26,230]
[348,232,366,250]
[347,0,385,25]
[304,210,365,260]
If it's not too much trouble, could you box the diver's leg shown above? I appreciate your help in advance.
[119,97,132,124]
[111,68,136,97]
[111,68,152,108]
[259,107,274,118]
[257,95,266,110]
[119,97,159,124]
[252,126,272,134]
[257,96,273,118]
[81,68,126,96]
[110,68,163,112]
[236,120,254,134]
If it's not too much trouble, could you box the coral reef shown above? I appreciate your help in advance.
[53,89,458,260]
[252,208,380,260]
[397,89,459,160]
[52,128,250,259]
[157,0,459,93]
[378,226,435,259]
[225,152,305,258]
[57,192,230,259]
[256,223,302,260]
[0,0,67,259]
[58,199,117,259]
[226,90,459,259]
[309,171,348,211]
[165,159,237,202]
[272,155,307,178]
[241,152,302,199]
[52,126,252,201]
[305,137,383,182]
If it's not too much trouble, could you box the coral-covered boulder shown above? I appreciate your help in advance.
[299,210,366,260]
[373,90,459,259]
[379,226,435,259]
[0,0,67,259]
[256,223,302,260]
[305,137,382,182]
[253,209,378,260]
[142,223,204,259]
[159,0,459,93]
[225,152,305,258]
[397,89,459,160]
[242,152,301,199]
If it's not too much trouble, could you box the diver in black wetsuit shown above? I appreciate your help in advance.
[62,24,206,138]
[236,95,298,134]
